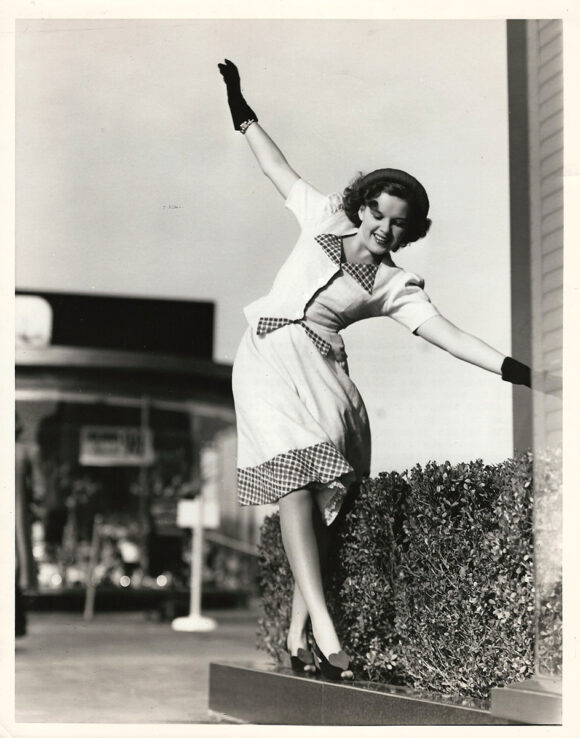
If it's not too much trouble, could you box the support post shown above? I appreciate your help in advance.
[83,514,102,621]
[172,412,216,632]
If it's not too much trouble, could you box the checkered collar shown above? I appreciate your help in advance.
[314,233,379,294]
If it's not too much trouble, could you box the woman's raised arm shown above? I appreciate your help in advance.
[218,59,300,198]
[243,123,300,198]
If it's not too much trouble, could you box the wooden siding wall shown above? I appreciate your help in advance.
[527,20,564,450]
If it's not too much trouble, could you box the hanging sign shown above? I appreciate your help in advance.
[80,426,154,466]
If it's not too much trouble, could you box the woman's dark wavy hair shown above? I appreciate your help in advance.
[342,173,432,243]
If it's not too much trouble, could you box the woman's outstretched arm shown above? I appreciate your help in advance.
[218,59,300,198]
[415,315,531,386]
[243,123,300,198]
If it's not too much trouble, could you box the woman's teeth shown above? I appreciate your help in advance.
[374,234,389,246]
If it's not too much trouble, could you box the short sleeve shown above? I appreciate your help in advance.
[285,178,343,230]
[384,271,440,333]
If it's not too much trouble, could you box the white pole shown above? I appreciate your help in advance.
[83,514,102,621]
[172,416,216,632]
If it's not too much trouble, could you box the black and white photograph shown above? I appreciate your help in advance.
[4,0,576,735]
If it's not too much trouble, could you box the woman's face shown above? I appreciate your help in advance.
[357,192,410,259]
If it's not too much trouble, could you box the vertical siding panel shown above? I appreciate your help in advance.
[527,19,563,453]
[541,230,563,255]
[527,21,547,451]
[539,94,563,122]
[542,250,563,275]
[506,21,563,685]
[538,21,561,45]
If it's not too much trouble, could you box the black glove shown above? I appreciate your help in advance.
[217,59,258,132]
[501,357,531,387]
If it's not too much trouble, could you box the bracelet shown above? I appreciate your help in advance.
[239,118,257,134]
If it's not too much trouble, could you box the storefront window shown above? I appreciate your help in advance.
[15,393,249,600]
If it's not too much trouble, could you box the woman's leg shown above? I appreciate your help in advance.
[286,581,309,653]
[279,487,351,675]
[312,500,332,580]
[287,498,330,654]
[287,507,332,652]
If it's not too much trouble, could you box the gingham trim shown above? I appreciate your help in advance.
[301,324,332,355]
[314,233,379,294]
[237,441,353,505]
[256,317,292,335]
[256,317,332,357]
[315,233,342,265]
[342,262,378,294]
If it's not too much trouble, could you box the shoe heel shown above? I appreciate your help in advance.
[311,639,353,682]
[289,646,315,675]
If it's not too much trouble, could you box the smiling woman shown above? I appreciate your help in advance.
[217,58,531,686]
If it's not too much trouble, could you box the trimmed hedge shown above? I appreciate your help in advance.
[257,451,562,701]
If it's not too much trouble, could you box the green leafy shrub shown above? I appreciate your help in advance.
[533,447,563,676]
[257,451,562,701]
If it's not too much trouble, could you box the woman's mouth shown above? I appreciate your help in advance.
[373,233,390,248]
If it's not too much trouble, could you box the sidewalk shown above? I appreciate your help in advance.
[14,606,271,725]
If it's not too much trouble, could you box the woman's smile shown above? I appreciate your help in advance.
[373,231,392,247]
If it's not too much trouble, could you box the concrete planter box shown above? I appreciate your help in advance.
[209,662,520,726]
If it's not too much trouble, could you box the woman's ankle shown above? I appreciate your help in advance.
[310,615,342,658]
[286,627,309,654]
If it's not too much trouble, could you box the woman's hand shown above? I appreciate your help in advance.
[500,357,532,387]
[218,59,241,92]
[217,58,258,132]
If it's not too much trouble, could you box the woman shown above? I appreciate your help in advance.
[218,59,530,681]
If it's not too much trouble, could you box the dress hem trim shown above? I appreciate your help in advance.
[237,441,354,507]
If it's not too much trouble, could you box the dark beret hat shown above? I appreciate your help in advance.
[358,168,430,220]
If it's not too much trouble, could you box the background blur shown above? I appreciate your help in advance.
[16,18,513,473]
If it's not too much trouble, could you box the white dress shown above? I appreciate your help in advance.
[232,181,439,525]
